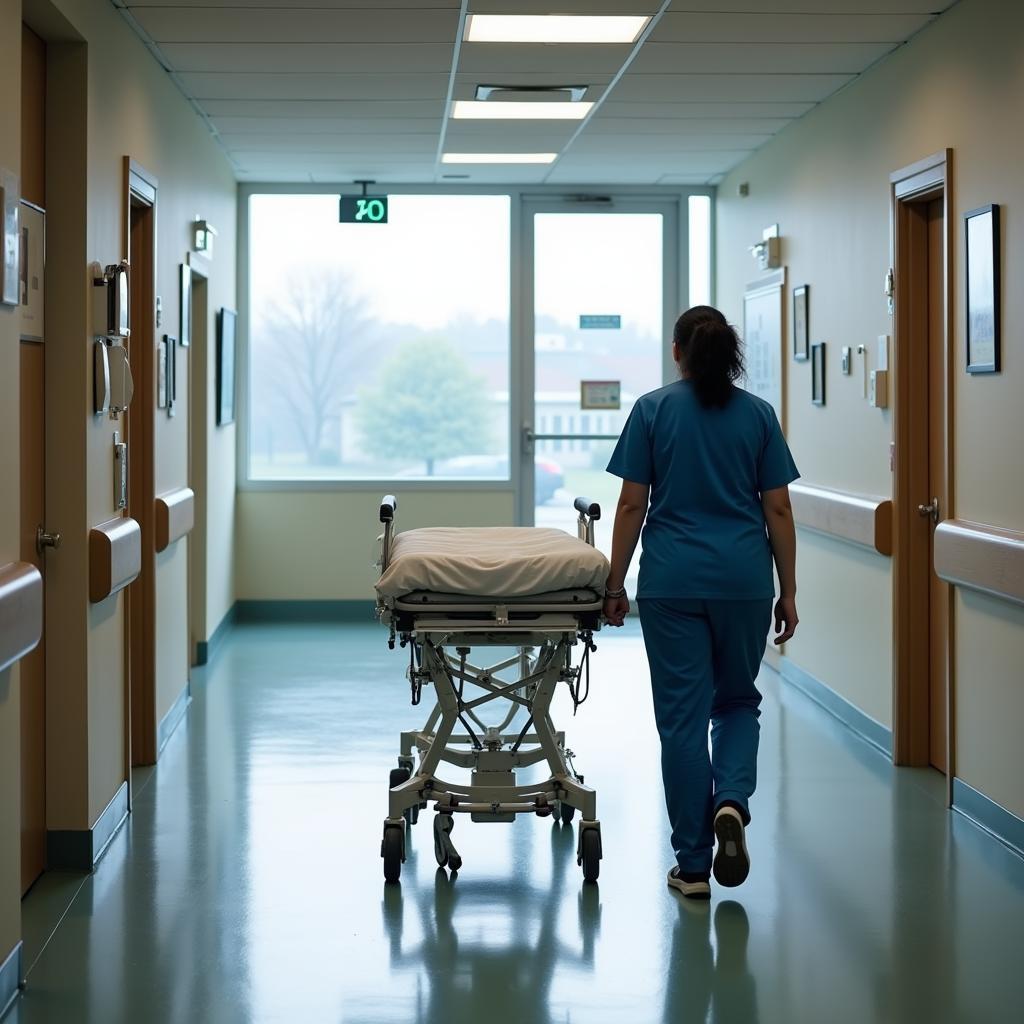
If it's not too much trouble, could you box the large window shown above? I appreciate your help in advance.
[248,194,511,481]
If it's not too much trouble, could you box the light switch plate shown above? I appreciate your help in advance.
[841,347,852,374]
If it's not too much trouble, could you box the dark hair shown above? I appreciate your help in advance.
[673,305,745,408]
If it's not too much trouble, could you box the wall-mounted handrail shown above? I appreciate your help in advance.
[789,482,893,556]
[0,562,43,673]
[155,487,195,552]
[90,517,142,603]
[934,519,1024,606]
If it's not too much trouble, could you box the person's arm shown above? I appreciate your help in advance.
[761,484,798,644]
[603,479,650,626]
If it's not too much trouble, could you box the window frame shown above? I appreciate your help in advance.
[237,183,715,492]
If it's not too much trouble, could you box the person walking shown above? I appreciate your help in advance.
[603,305,799,900]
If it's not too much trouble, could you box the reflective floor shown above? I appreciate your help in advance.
[10,621,1024,1023]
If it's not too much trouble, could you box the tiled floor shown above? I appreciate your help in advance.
[8,621,1024,1023]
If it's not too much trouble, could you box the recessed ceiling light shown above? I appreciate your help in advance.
[452,100,593,121]
[465,15,649,45]
[442,153,557,165]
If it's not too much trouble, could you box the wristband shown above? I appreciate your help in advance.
[604,587,627,600]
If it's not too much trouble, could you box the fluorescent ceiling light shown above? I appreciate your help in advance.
[442,152,557,165]
[452,100,592,121]
[465,15,649,45]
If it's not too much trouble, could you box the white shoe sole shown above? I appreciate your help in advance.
[713,807,750,887]
[667,869,711,900]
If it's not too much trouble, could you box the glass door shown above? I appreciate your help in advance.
[520,199,680,584]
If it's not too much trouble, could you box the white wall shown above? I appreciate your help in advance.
[716,0,1024,816]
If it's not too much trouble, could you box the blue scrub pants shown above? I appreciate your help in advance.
[637,598,772,876]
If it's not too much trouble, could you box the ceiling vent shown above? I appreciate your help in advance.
[475,85,589,103]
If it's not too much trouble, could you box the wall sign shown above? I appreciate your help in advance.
[339,195,389,224]
[579,314,621,330]
[580,380,621,410]
[743,270,785,424]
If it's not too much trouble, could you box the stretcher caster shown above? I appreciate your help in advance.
[433,812,460,869]
[389,767,419,827]
[559,802,576,825]
[381,823,405,884]
[578,822,602,883]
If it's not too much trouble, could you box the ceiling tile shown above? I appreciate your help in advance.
[220,134,438,153]
[128,0,459,7]
[181,73,450,101]
[161,43,454,74]
[133,8,460,44]
[630,42,896,75]
[214,116,440,135]
[202,100,444,118]
[651,12,934,43]
[587,117,792,134]
[457,42,628,76]
[654,0,952,12]
[570,133,771,152]
[597,100,816,118]
[611,74,856,104]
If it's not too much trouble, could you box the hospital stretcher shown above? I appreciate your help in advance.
[374,495,609,884]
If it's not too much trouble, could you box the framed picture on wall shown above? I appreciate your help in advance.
[19,201,45,341]
[811,342,826,406]
[217,307,237,426]
[179,263,191,347]
[792,285,809,361]
[965,204,1000,373]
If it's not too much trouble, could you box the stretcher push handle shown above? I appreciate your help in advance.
[380,495,398,523]
[573,497,601,521]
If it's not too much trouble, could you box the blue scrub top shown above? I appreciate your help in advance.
[607,381,799,600]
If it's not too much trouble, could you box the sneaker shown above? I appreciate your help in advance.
[667,867,711,900]
[712,805,750,887]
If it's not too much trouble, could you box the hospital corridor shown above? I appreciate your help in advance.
[1,1,1023,1022]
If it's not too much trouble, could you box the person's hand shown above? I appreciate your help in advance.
[773,596,798,645]
[604,594,630,627]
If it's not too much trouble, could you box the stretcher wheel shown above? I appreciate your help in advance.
[382,827,404,883]
[448,854,462,873]
[580,829,601,883]
[406,803,420,827]
[559,802,576,825]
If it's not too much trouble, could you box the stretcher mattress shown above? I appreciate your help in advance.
[376,527,610,600]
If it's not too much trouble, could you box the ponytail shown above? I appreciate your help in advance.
[673,306,745,408]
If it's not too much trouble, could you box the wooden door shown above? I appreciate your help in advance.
[926,199,948,772]
[20,21,47,895]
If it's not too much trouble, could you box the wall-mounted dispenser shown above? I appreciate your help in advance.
[94,341,110,415]
[91,260,130,339]
[749,225,781,271]
[94,340,134,418]
[870,370,889,409]
[113,432,128,510]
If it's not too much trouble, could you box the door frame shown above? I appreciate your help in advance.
[889,150,955,799]
[124,158,159,771]
[516,196,682,525]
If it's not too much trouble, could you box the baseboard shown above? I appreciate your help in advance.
[0,942,22,1021]
[953,779,1024,859]
[157,683,191,755]
[47,780,129,871]
[195,602,237,666]
[780,657,893,758]
[235,600,378,623]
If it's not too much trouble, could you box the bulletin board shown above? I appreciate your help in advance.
[743,269,786,427]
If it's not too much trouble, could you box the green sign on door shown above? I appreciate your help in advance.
[339,196,389,224]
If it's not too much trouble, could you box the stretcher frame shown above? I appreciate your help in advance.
[375,495,605,883]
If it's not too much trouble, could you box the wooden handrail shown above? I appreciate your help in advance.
[0,562,43,673]
[155,487,195,552]
[789,482,893,556]
[89,517,142,603]
[934,519,1024,606]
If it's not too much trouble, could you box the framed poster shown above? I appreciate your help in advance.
[19,201,44,341]
[580,380,621,410]
[179,263,191,347]
[0,170,20,306]
[743,269,785,424]
[811,343,826,406]
[792,284,809,361]
[217,307,237,426]
[965,204,1000,373]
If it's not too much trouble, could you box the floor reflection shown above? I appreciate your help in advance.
[381,821,600,1023]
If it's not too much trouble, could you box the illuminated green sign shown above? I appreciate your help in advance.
[339,195,389,224]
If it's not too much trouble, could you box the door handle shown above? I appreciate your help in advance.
[916,498,940,525]
[522,423,535,454]
[36,526,62,555]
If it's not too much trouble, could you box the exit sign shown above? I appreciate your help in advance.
[339,195,389,224]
